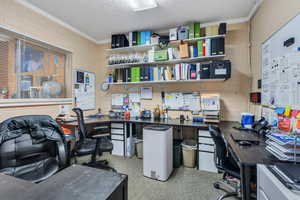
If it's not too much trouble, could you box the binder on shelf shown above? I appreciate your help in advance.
[194,22,201,38]
[132,31,138,46]
[197,40,204,56]
[200,27,206,37]
[188,23,195,39]
[127,68,131,82]
[200,63,211,79]
[218,23,227,35]
[205,38,211,56]
[218,37,225,55]
[129,32,133,46]
[211,38,218,55]
[111,35,117,49]
[145,31,152,45]
[141,31,146,45]
[137,32,141,46]
[202,40,206,57]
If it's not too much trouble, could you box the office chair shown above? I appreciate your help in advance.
[0,115,67,183]
[209,125,241,200]
[72,108,115,171]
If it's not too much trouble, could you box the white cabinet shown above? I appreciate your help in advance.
[257,164,300,200]
[111,122,125,157]
[198,130,218,173]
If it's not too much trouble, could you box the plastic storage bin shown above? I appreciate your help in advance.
[182,140,197,168]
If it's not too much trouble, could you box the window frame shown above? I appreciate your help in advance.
[0,26,73,107]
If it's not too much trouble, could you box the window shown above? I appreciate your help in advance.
[0,29,72,101]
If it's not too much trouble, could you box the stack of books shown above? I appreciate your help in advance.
[112,63,218,83]
[266,133,300,162]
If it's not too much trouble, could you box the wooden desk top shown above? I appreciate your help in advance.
[219,121,278,166]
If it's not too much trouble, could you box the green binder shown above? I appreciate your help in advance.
[194,22,201,38]
[188,23,195,39]
[197,40,204,56]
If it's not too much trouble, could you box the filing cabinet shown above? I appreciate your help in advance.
[111,123,126,156]
[198,130,218,173]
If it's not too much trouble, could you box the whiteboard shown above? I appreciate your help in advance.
[74,70,96,110]
[261,13,300,110]
[164,92,201,111]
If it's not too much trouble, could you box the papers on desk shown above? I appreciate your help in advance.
[266,133,300,162]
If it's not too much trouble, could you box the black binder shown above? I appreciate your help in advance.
[217,37,225,55]
[111,35,117,49]
[132,31,138,46]
[200,63,211,79]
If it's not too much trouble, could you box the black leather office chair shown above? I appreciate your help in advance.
[72,108,114,171]
[209,125,241,200]
[0,115,67,183]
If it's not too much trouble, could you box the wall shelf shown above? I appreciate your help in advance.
[107,55,225,68]
[108,79,225,85]
[106,35,225,54]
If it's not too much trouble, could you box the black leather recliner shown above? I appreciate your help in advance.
[0,115,67,183]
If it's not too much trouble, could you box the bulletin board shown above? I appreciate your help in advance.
[261,13,300,110]
[164,92,201,111]
[74,69,96,110]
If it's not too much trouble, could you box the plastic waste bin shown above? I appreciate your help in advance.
[181,140,197,168]
[173,140,183,168]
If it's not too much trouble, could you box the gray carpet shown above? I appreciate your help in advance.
[80,154,236,200]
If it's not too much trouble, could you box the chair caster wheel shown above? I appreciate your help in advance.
[214,183,220,189]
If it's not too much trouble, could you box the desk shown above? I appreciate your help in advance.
[0,165,128,200]
[219,121,278,200]
[62,118,278,200]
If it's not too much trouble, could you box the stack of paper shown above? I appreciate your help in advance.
[266,133,300,162]
[203,110,220,123]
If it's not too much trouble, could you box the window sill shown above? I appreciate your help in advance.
[0,98,73,108]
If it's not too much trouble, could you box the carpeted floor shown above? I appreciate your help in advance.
[79,154,236,200]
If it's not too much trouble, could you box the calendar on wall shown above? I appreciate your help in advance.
[73,69,96,110]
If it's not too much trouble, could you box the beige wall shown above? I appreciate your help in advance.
[99,23,251,121]
[0,0,251,122]
[0,0,101,121]
[249,0,300,117]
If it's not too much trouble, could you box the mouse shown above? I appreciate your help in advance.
[238,141,252,146]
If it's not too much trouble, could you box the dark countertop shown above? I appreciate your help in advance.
[65,116,209,129]
[219,121,277,166]
[0,173,34,200]
[63,118,278,166]
[0,165,127,200]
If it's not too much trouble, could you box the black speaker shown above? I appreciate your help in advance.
[218,23,227,35]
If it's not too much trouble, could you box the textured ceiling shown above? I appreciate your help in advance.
[18,0,260,43]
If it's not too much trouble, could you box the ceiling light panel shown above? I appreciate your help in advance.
[129,0,158,12]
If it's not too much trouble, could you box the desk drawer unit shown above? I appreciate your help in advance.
[198,130,218,173]
[111,123,125,157]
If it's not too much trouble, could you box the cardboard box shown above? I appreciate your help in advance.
[179,42,189,58]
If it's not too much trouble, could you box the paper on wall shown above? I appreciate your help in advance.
[141,87,152,99]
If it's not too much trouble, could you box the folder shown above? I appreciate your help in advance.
[145,31,151,45]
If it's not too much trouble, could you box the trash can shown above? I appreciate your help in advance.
[173,140,182,168]
[181,140,197,168]
[136,140,143,159]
